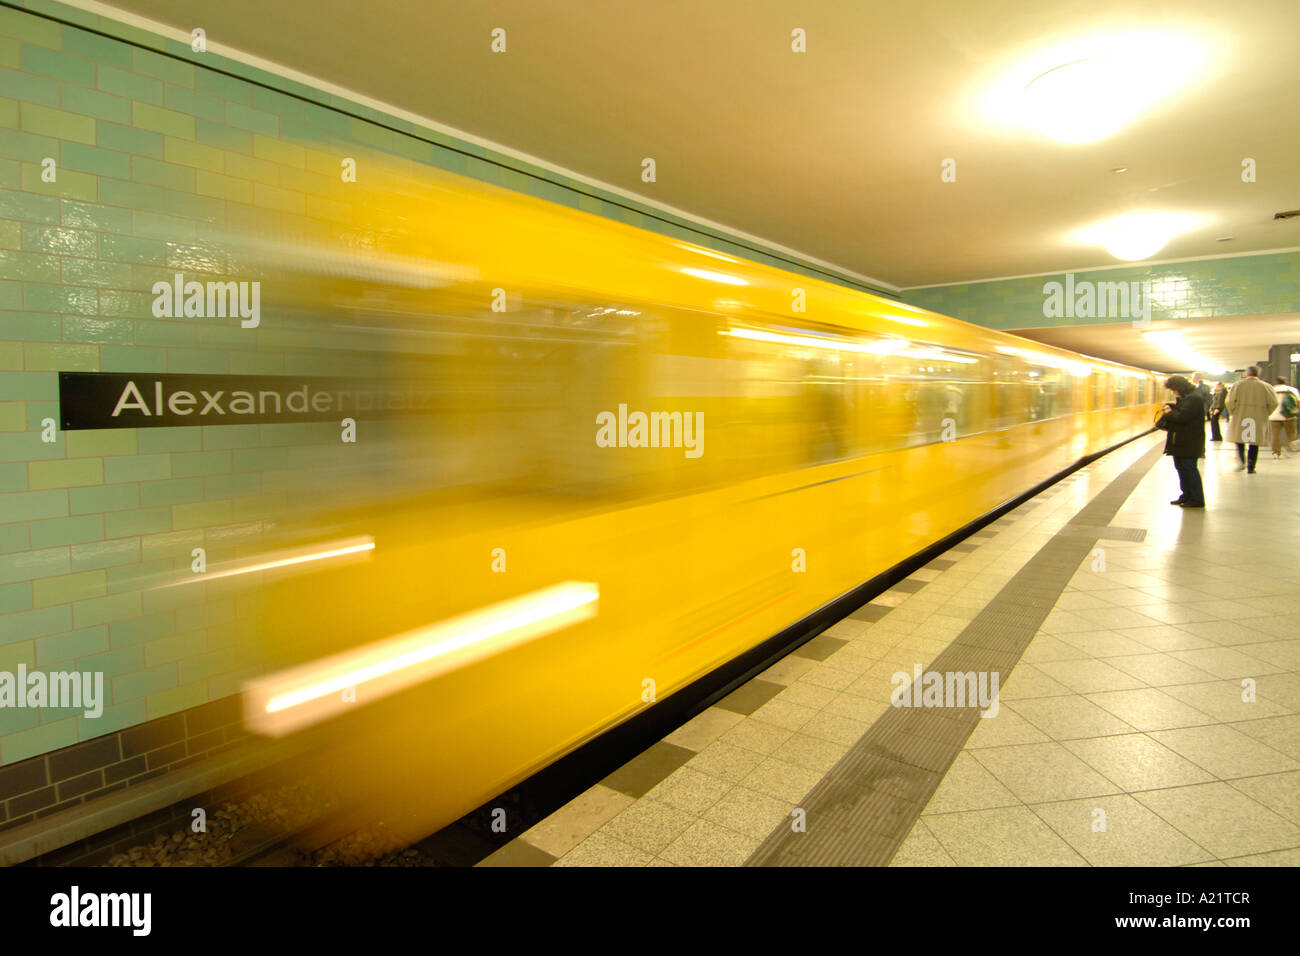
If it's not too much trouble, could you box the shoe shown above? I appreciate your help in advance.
[1170,498,1184,505]
[1248,468,1256,474]
[1180,503,1205,508]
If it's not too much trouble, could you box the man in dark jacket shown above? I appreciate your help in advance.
[1157,374,1206,508]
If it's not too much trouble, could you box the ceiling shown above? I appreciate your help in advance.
[1016,313,1298,373]
[76,0,1300,371]
[84,0,1300,290]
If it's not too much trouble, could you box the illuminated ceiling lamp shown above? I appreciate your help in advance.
[1074,211,1201,261]
[1100,213,1181,260]
[985,31,1209,144]
[1023,56,1135,144]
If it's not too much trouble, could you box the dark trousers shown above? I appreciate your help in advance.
[1209,411,1222,441]
[1236,443,1259,470]
[1173,457,1204,506]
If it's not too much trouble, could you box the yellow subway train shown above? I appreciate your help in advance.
[201,158,1163,842]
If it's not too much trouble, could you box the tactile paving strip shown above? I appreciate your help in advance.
[745,443,1165,866]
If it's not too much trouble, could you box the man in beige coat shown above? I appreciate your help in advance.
[1226,367,1278,473]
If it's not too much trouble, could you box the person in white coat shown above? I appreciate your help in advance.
[1270,377,1299,457]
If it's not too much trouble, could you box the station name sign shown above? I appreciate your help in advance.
[59,372,438,430]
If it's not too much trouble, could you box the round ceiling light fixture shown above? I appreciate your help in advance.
[1024,57,1136,143]
[982,32,1211,144]
[1072,212,1202,262]
[1102,215,1176,260]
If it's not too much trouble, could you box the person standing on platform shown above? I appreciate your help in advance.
[1209,381,1227,442]
[1226,367,1277,473]
[1192,373,1212,417]
[1157,374,1206,508]
[1270,377,1299,458]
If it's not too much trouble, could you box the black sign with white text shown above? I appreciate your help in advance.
[59,372,439,430]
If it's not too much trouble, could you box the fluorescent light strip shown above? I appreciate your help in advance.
[681,267,748,285]
[722,327,909,354]
[243,582,599,736]
[995,345,1099,377]
[265,585,595,712]
[996,344,1065,368]
[901,348,979,364]
[683,246,741,263]
[159,536,375,587]
[881,314,929,327]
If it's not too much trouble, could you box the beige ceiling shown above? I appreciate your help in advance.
[87,0,1300,291]
[1016,313,1298,373]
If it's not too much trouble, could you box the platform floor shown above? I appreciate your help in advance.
[481,433,1300,866]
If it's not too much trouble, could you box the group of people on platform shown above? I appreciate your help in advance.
[1156,367,1298,509]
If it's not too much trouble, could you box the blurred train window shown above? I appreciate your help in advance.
[800,345,855,463]
[1027,365,1064,421]
[888,344,985,445]
[715,320,890,469]
[524,301,654,497]
[705,325,798,475]
[838,349,887,457]
[357,286,1154,515]
[1056,370,1073,416]
[989,358,1026,429]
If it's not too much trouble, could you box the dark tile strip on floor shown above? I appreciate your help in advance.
[745,443,1164,867]
[794,635,851,661]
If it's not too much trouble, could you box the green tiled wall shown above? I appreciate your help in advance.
[0,6,345,764]
[0,0,909,767]
[902,252,1300,331]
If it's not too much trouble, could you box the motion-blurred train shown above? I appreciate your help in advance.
[186,157,1162,842]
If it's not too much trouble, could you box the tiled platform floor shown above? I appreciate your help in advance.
[481,433,1300,866]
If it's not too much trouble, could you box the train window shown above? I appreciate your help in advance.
[887,344,985,445]
[1056,370,1073,415]
[534,303,656,497]
[988,358,1027,429]
[715,319,885,468]
[1027,365,1064,421]
[800,347,857,463]
[1137,379,1147,404]
[1114,376,1128,408]
[1090,373,1103,411]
